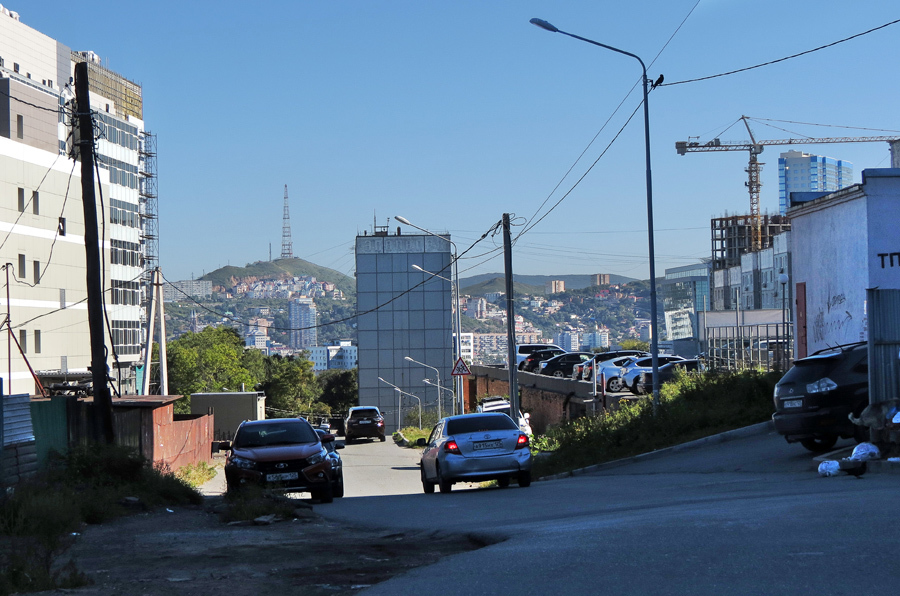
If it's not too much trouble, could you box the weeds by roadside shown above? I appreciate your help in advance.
[175,460,217,487]
[0,444,202,595]
[532,369,778,477]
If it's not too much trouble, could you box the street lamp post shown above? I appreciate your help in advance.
[405,355,443,418]
[424,378,455,412]
[378,376,423,429]
[395,215,464,415]
[530,17,660,411]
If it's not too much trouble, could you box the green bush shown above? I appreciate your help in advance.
[533,369,778,476]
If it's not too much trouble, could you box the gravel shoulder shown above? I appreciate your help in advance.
[38,498,486,596]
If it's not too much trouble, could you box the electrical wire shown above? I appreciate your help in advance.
[661,17,900,87]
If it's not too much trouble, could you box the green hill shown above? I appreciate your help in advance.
[200,258,355,296]
[461,277,545,297]
[460,273,637,293]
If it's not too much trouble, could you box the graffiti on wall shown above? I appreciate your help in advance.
[812,287,855,344]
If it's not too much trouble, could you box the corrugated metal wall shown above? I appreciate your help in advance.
[866,289,900,444]
[2,393,39,485]
[867,289,900,405]
[30,397,69,465]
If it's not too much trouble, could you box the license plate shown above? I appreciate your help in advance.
[358,420,371,424]
[266,472,298,482]
[783,399,802,408]
[473,440,502,451]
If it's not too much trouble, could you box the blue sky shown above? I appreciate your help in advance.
[25,1,900,282]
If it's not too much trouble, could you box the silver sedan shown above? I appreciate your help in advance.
[418,413,532,493]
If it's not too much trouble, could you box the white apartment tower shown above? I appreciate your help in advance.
[0,8,150,394]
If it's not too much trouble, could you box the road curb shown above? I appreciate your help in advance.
[538,420,775,482]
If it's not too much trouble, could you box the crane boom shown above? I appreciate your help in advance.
[675,116,900,251]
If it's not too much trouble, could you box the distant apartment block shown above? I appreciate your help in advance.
[591,274,610,286]
[779,151,852,215]
[582,330,609,350]
[546,280,565,294]
[554,332,580,352]
[308,341,357,373]
[456,332,474,363]
[164,279,213,302]
[465,297,487,319]
[289,298,317,349]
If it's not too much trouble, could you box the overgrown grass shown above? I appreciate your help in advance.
[533,369,778,477]
[175,461,218,487]
[0,444,203,595]
[398,426,430,446]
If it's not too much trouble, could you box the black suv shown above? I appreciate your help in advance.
[344,406,386,442]
[772,342,869,452]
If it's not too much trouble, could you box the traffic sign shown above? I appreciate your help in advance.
[451,357,471,376]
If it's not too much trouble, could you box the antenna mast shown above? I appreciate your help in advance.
[280,184,293,259]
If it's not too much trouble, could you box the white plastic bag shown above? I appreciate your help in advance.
[818,461,840,477]
[849,442,881,461]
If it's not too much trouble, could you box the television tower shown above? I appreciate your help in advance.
[280,184,293,259]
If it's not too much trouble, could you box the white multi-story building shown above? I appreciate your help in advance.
[0,8,150,394]
[289,297,317,349]
[779,151,852,216]
[308,341,357,373]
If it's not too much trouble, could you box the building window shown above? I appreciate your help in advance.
[59,288,66,309]
[33,260,40,285]
[34,330,41,354]
[17,188,24,212]
[32,191,38,214]
[13,62,19,73]
[19,330,26,354]
[17,254,25,279]
[16,115,23,139]
[58,217,66,236]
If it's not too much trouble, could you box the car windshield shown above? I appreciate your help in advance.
[448,415,517,435]
[234,421,318,448]
[350,408,380,418]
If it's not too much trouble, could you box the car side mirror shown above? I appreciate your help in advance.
[416,438,427,447]
[220,441,232,452]
[334,441,345,450]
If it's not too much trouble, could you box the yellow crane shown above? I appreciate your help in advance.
[676,115,900,251]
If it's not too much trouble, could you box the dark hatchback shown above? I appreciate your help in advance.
[345,406,386,442]
[521,348,566,373]
[224,418,337,501]
[772,342,869,452]
[540,352,594,377]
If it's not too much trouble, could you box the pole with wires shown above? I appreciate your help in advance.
[74,62,114,444]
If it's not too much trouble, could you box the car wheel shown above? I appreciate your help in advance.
[421,467,435,494]
[517,471,532,488]
[800,436,838,453]
[607,377,623,392]
[552,370,564,378]
[380,435,386,442]
[333,473,345,498]
[497,476,510,489]
[437,464,452,494]
[518,362,526,371]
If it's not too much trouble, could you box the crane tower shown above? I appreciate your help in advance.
[676,115,900,251]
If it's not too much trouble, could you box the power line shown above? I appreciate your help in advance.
[662,17,900,86]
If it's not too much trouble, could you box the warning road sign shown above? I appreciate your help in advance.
[451,357,471,376]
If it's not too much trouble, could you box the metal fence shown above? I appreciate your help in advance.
[705,323,793,373]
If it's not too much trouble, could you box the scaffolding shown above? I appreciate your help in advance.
[710,214,791,271]
[71,51,143,120]
[139,131,159,366]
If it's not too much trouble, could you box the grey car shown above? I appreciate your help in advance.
[418,413,532,494]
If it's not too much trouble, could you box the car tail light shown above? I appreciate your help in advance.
[807,377,838,393]
[515,434,529,449]
[444,440,461,454]
[376,420,384,426]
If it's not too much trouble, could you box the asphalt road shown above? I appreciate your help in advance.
[322,430,900,595]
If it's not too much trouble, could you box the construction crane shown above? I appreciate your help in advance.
[676,115,900,251]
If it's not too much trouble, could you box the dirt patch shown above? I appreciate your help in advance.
[36,498,489,596]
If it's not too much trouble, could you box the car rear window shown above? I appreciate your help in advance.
[350,408,380,418]
[448,415,517,435]
[779,358,838,383]
[234,421,318,447]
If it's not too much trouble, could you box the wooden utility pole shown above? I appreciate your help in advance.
[74,62,114,444]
